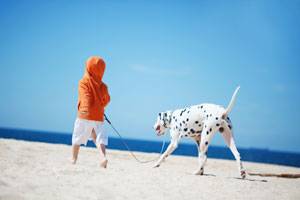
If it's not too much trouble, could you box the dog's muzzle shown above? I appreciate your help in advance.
[155,125,162,136]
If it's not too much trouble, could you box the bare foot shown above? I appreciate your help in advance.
[100,158,108,168]
[70,158,77,164]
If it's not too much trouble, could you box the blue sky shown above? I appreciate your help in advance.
[0,0,300,152]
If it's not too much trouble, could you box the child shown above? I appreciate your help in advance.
[71,56,110,168]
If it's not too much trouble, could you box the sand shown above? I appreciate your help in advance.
[1,138,300,200]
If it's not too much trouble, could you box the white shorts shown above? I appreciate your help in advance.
[72,118,108,146]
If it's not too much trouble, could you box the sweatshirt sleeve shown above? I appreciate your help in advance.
[100,83,110,107]
[78,81,91,112]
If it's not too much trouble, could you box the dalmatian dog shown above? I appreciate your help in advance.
[153,86,246,178]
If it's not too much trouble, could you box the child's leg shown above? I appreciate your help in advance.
[98,143,106,158]
[91,129,97,144]
[71,118,88,164]
[99,144,108,168]
[92,128,108,168]
[72,144,80,164]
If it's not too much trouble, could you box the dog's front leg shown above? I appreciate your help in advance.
[153,134,179,168]
[193,126,214,175]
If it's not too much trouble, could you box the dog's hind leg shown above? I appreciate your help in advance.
[192,135,203,174]
[192,135,201,147]
[153,134,180,168]
[221,124,246,178]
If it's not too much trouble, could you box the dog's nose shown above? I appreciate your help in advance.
[156,125,160,131]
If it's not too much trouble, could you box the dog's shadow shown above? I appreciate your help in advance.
[203,173,217,177]
[186,172,216,177]
[231,177,268,182]
[186,173,268,182]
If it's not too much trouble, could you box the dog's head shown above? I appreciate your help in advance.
[153,111,172,136]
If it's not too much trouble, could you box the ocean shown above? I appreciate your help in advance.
[0,127,300,167]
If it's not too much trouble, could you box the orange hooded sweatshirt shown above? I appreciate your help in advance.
[77,56,110,121]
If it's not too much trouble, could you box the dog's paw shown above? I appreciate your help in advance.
[193,168,204,175]
[240,170,246,179]
[153,163,160,168]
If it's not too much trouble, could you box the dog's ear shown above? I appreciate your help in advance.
[166,110,172,117]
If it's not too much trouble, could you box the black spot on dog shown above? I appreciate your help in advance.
[206,115,209,118]
[205,141,208,145]
[219,127,224,133]
[216,123,220,126]
[180,109,186,116]
[196,131,202,133]
[206,131,209,135]
[180,123,182,126]
[215,117,218,120]
[186,118,189,122]
[182,121,185,124]
[190,129,195,133]
[204,125,207,128]
[195,121,199,124]
[210,114,212,117]
[209,128,212,132]
[228,125,232,130]
[173,116,175,119]
[184,128,188,132]
[198,124,202,127]
[164,113,167,117]
[175,119,177,122]
[204,110,206,113]
[200,105,203,109]
[176,126,178,129]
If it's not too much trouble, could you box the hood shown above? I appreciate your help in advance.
[85,56,106,82]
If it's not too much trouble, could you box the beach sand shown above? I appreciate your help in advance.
[1,138,300,200]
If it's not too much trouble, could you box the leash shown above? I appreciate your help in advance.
[104,114,166,164]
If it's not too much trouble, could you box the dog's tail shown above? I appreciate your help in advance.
[223,86,240,117]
